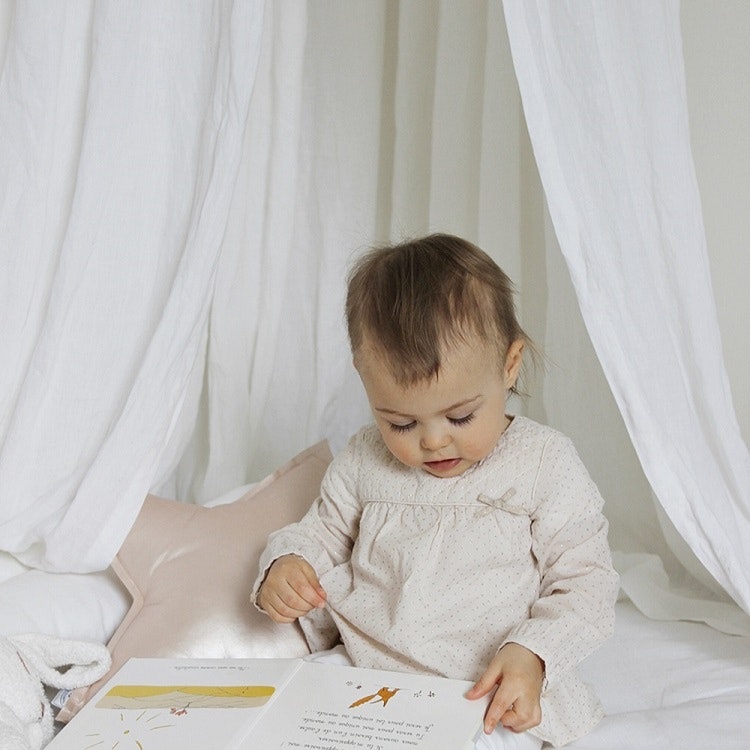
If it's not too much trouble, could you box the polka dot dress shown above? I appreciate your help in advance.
[255,417,619,747]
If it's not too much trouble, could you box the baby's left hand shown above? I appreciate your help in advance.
[465,642,544,735]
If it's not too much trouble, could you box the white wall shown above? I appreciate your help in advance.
[681,0,750,446]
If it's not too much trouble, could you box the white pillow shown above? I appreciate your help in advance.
[0,565,130,642]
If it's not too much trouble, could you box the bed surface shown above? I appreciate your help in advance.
[573,599,750,748]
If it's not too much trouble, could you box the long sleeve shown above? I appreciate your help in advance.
[251,435,364,605]
[500,431,620,684]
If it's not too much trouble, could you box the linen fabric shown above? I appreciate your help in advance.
[501,0,750,614]
[254,417,619,747]
[0,0,265,572]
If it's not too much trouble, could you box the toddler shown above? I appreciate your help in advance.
[253,234,619,748]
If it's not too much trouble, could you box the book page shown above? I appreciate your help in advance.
[242,661,489,750]
[48,657,302,750]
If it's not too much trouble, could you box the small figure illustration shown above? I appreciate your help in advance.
[349,687,400,708]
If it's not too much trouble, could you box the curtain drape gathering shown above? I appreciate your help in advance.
[502,0,750,615]
[0,0,265,571]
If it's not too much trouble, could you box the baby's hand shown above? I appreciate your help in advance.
[257,554,327,623]
[465,642,544,735]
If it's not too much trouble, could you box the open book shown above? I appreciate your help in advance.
[49,655,490,749]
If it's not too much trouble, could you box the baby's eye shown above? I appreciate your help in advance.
[389,421,416,434]
[448,413,475,427]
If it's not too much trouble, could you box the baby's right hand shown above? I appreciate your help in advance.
[257,554,327,623]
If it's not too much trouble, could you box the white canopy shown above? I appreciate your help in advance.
[1,1,748,628]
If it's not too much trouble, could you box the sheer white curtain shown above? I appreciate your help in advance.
[155,0,529,501]
[0,0,265,572]
[502,0,750,616]
[2,0,521,575]
[155,1,383,503]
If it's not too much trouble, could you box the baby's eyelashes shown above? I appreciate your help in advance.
[387,413,476,433]
[448,412,475,426]
[388,421,416,433]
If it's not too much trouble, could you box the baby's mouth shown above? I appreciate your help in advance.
[424,458,462,473]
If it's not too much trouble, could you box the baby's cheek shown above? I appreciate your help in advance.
[462,436,496,463]
[380,433,416,467]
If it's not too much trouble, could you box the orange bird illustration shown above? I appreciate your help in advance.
[349,687,401,708]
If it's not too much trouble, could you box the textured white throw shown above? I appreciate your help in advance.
[0,633,110,750]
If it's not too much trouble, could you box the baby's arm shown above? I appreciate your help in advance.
[468,432,617,737]
[509,435,618,680]
[252,430,367,617]
[466,643,544,735]
[257,554,327,623]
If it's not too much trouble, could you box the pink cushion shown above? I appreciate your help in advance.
[58,441,331,720]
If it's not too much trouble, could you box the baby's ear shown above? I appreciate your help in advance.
[503,339,525,389]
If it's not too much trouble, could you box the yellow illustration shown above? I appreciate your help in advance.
[82,709,174,749]
[97,684,275,710]
[349,686,401,708]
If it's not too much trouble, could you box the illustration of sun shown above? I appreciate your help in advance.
[83,710,175,749]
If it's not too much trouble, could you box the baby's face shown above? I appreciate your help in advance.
[356,337,523,478]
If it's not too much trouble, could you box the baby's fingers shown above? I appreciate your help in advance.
[261,588,318,623]
[480,688,517,735]
[495,693,542,733]
[283,559,327,607]
[258,555,327,622]
[466,666,501,700]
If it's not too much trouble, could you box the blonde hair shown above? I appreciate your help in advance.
[346,233,532,389]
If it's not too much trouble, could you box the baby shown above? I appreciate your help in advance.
[253,233,619,748]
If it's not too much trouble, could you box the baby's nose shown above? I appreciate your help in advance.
[420,426,450,451]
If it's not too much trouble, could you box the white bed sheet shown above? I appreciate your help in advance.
[1,555,748,749]
[573,600,750,749]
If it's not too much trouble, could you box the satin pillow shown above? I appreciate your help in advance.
[58,440,331,720]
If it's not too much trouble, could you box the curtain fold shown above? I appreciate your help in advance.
[156,0,387,502]
[155,0,529,503]
[502,0,750,613]
[0,0,265,572]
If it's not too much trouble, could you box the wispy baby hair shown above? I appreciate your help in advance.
[346,233,530,386]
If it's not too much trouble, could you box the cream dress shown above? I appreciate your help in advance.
[254,416,619,747]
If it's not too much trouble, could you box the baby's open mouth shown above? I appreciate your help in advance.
[424,458,461,472]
